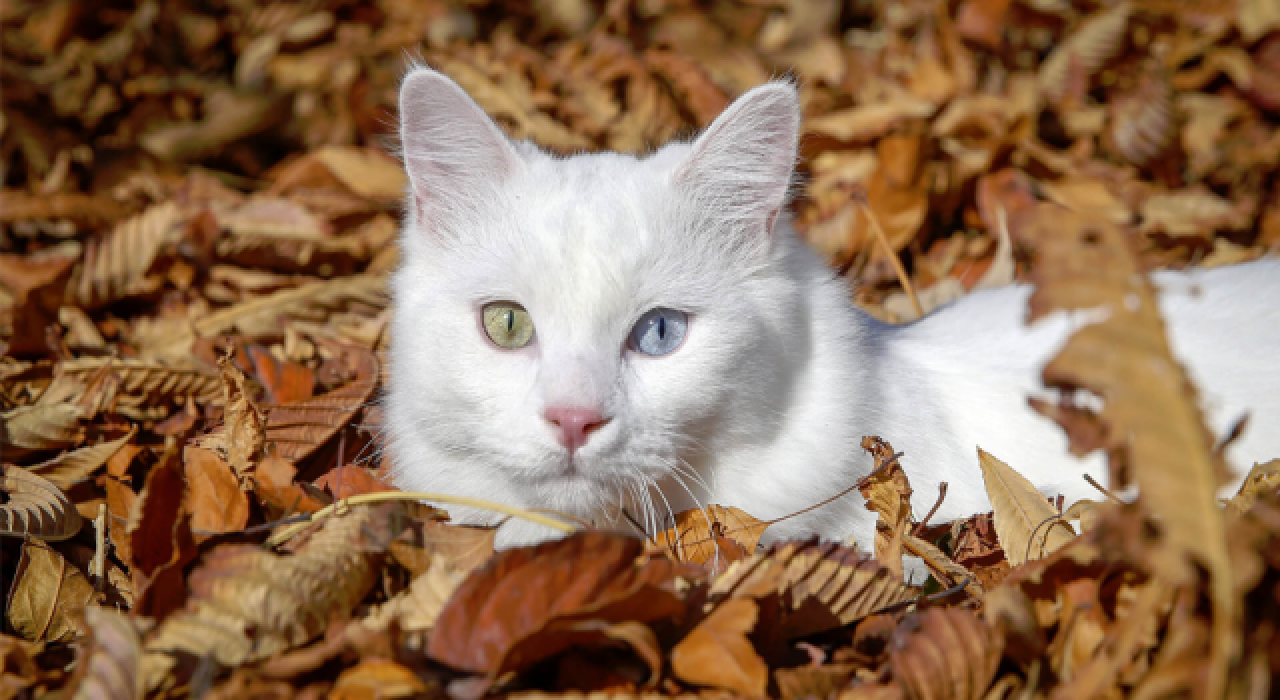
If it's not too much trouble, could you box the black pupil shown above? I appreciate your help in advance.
[506,310,514,333]
[656,316,666,340]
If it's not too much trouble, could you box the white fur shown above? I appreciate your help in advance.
[386,67,1280,549]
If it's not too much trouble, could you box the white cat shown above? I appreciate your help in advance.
[385,66,1280,549]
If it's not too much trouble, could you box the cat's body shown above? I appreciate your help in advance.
[386,67,1280,549]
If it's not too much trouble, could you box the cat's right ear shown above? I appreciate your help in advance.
[399,67,520,222]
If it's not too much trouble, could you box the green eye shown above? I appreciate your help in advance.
[482,302,535,349]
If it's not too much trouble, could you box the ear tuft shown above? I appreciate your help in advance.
[399,67,519,223]
[674,81,800,234]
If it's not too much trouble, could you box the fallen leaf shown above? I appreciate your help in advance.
[128,446,197,620]
[142,503,407,692]
[329,659,428,700]
[183,446,250,536]
[6,539,96,642]
[25,426,136,490]
[428,532,693,675]
[67,605,148,700]
[361,555,464,634]
[651,504,769,575]
[889,608,1003,700]
[0,464,84,541]
[192,356,266,488]
[315,466,396,500]
[1025,205,1237,694]
[671,598,766,696]
[976,449,1075,567]
[265,344,378,463]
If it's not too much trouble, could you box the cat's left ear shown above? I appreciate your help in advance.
[674,81,800,234]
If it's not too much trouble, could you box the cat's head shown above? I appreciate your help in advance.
[385,66,806,534]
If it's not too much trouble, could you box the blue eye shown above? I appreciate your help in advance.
[629,308,688,356]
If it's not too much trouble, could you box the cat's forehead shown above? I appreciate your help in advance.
[437,143,719,322]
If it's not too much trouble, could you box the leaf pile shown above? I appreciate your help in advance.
[2,0,1280,697]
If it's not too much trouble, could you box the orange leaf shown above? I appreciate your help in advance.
[315,466,396,500]
[671,598,767,696]
[651,504,769,574]
[184,446,249,537]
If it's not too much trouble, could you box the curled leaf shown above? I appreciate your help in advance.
[651,504,769,575]
[0,465,84,540]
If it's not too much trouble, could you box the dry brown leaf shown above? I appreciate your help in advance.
[183,446,250,536]
[976,448,1075,567]
[127,446,196,620]
[889,607,1003,700]
[428,532,693,675]
[1108,66,1174,167]
[1,377,85,453]
[190,273,387,344]
[1038,2,1131,103]
[650,504,769,574]
[69,605,148,700]
[142,502,406,692]
[138,90,287,162]
[192,356,265,486]
[265,344,378,463]
[670,598,767,696]
[361,555,464,634]
[310,147,408,201]
[6,539,96,642]
[0,464,84,541]
[255,455,326,518]
[805,98,937,143]
[775,663,860,700]
[859,441,913,580]
[60,357,222,414]
[71,201,188,309]
[711,539,915,639]
[329,659,428,700]
[1025,206,1237,693]
[25,426,136,490]
[1226,459,1280,518]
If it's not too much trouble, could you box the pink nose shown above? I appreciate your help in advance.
[544,406,609,453]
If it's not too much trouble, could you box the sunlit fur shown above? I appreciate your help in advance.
[386,66,1280,549]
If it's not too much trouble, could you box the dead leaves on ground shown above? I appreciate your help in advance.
[2,0,1280,697]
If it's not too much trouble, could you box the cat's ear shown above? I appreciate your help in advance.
[399,66,520,220]
[674,81,800,234]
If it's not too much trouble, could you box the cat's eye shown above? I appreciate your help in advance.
[482,302,535,349]
[629,308,688,356]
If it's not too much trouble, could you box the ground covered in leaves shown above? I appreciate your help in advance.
[3,0,1280,697]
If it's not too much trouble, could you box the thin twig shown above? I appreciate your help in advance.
[192,514,313,537]
[1084,473,1123,504]
[670,452,906,552]
[264,491,578,547]
[92,503,106,593]
[853,189,923,319]
[913,482,948,536]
